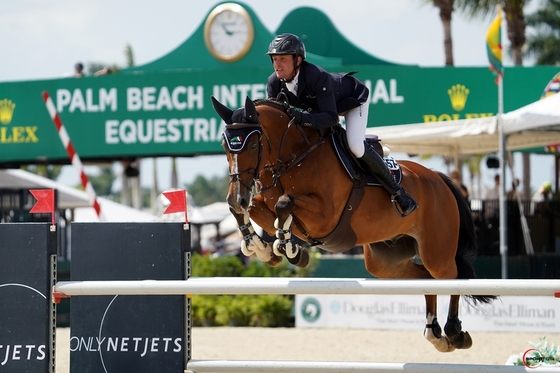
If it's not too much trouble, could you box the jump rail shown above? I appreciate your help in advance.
[54,278,560,297]
[186,360,560,373]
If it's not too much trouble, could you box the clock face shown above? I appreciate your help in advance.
[204,3,254,62]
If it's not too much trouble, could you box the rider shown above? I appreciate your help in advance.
[266,33,418,217]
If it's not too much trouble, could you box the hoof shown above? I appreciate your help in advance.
[432,336,456,353]
[266,254,283,267]
[286,246,309,268]
[449,331,473,350]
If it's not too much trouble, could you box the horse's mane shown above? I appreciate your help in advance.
[253,99,288,113]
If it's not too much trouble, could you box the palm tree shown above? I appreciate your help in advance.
[453,0,533,198]
[432,0,457,65]
[525,0,560,64]
[454,0,529,65]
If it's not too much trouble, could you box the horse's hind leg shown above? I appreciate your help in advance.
[423,295,456,353]
[274,194,309,268]
[444,295,472,349]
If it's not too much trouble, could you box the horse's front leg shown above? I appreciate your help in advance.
[423,294,456,352]
[230,210,282,267]
[273,195,309,268]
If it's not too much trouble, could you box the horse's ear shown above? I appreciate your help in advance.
[211,96,234,124]
[244,96,258,123]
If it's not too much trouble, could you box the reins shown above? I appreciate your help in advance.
[261,124,325,193]
[253,100,326,193]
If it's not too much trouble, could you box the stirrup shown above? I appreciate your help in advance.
[390,191,418,217]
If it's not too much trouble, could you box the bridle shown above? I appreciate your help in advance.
[224,123,265,191]
[224,100,326,195]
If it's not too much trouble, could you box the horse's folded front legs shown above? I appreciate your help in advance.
[273,195,309,268]
[231,211,282,266]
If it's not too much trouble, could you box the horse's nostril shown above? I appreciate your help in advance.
[238,196,248,209]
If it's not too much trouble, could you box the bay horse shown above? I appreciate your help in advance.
[212,96,495,353]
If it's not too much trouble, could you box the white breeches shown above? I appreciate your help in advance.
[342,103,369,158]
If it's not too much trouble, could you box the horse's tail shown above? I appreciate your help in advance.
[439,172,496,305]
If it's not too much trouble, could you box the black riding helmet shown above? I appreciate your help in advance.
[266,33,306,60]
[266,34,306,81]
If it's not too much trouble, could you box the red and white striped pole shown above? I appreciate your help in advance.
[42,91,103,220]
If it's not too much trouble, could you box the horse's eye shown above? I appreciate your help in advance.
[251,143,258,150]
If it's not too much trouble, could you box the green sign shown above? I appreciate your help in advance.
[1,0,558,165]
[1,65,558,164]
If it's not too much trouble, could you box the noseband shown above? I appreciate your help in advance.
[223,123,264,190]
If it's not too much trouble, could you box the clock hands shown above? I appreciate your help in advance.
[220,21,238,36]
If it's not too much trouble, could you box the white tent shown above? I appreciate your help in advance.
[0,169,157,222]
[366,92,560,156]
[73,197,158,222]
[0,169,92,209]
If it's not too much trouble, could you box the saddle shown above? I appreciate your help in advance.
[330,125,403,186]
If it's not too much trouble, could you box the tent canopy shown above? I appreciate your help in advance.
[0,169,157,221]
[366,92,560,156]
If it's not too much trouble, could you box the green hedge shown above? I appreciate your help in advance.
[190,252,317,327]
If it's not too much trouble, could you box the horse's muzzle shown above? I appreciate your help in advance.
[227,190,252,215]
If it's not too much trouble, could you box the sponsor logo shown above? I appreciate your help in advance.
[300,297,321,322]
[0,98,39,143]
[522,348,559,368]
[423,84,494,122]
[448,84,469,111]
[0,99,15,124]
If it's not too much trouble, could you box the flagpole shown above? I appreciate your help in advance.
[498,70,508,279]
[487,7,507,279]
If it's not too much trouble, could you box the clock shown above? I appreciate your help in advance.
[204,3,254,62]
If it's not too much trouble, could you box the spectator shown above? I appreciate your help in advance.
[507,178,520,200]
[485,174,500,200]
[94,66,112,76]
[450,170,469,200]
[485,174,500,219]
[531,181,553,215]
[74,62,85,78]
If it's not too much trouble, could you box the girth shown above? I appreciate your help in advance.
[293,176,366,253]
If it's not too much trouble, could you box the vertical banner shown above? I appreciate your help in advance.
[70,223,189,373]
[0,223,56,373]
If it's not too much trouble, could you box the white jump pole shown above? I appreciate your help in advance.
[54,278,560,297]
[186,360,560,373]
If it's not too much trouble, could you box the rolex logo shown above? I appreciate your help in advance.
[0,99,16,124]
[447,84,469,111]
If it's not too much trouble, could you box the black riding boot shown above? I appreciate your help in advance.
[359,144,418,217]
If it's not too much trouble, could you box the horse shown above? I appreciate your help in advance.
[212,96,496,353]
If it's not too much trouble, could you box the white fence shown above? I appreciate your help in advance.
[53,278,560,373]
[54,278,560,296]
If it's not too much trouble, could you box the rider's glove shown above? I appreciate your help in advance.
[287,106,303,125]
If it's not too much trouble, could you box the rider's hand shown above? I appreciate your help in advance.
[287,107,303,125]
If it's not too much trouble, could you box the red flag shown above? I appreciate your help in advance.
[163,190,187,216]
[29,189,55,213]
[29,189,55,225]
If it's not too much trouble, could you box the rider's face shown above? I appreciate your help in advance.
[271,55,296,80]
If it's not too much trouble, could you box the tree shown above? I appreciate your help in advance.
[525,0,560,64]
[455,0,529,65]
[454,0,534,198]
[432,0,457,66]
[124,44,135,68]
[85,166,116,197]
[23,164,63,180]
[186,174,230,206]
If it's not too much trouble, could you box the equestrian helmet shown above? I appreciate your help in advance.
[266,33,306,60]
